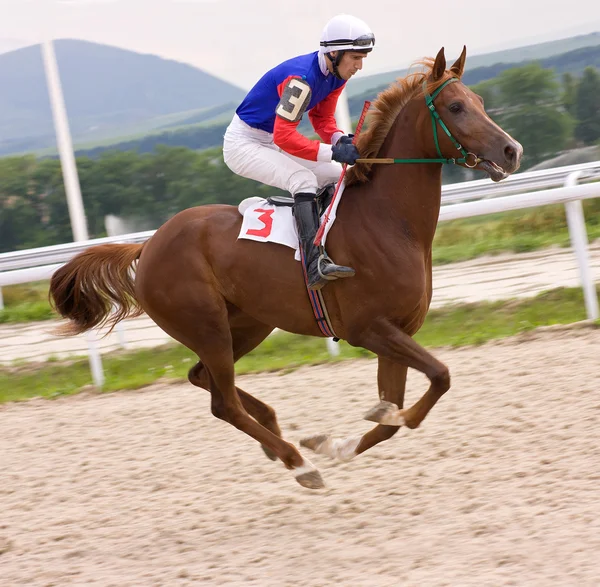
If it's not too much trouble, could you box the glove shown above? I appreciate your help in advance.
[338,134,355,145]
[331,141,360,165]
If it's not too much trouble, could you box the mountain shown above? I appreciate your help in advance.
[346,43,600,119]
[50,40,600,161]
[1,32,599,159]
[346,31,600,97]
[0,39,246,155]
[0,38,30,54]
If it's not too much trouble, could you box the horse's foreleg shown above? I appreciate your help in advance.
[358,319,450,431]
[354,359,408,454]
[300,358,408,461]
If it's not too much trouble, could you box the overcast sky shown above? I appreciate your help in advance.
[1,0,599,88]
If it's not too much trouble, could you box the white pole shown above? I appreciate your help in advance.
[116,322,127,349]
[41,39,105,385]
[0,287,4,310]
[564,172,599,321]
[41,40,89,242]
[86,331,105,388]
[326,337,340,357]
[335,87,352,134]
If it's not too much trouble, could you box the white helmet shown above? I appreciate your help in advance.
[320,14,375,54]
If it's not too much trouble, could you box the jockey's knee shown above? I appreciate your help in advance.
[288,169,318,196]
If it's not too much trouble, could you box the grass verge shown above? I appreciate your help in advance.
[1,286,597,404]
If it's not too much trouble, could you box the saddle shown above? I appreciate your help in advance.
[266,184,335,216]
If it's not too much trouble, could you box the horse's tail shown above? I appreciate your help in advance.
[49,243,145,336]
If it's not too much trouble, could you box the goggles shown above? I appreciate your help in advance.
[320,33,375,49]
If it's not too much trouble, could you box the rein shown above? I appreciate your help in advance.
[356,78,480,168]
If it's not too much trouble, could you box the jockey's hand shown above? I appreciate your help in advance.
[332,141,360,165]
[338,134,355,145]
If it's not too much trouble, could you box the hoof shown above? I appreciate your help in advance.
[364,401,405,426]
[295,469,325,490]
[261,444,278,461]
[300,434,329,452]
[300,434,360,462]
[293,457,325,489]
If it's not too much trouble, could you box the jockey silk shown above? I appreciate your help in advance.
[235,51,346,161]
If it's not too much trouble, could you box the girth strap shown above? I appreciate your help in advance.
[298,245,339,339]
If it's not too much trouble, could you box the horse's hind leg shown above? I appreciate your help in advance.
[159,299,324,489]
[189,363,282,459]
[188,318,282,461]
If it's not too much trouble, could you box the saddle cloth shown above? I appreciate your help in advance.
[237,181,346,259]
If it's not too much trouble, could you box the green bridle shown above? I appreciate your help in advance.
[377,78,480,167]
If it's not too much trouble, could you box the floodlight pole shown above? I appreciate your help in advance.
[41,40,105,387]
[335,87,352,134]
[41,40,89,243]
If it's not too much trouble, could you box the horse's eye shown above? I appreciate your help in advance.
[449,102,463,114]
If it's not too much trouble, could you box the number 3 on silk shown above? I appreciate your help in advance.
[276,78,312,123]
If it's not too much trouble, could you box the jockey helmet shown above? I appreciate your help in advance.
[319,14,375,54]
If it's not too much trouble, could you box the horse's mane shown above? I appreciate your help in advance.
[346,57,455,186]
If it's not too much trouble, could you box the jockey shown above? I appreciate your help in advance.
[223,14,375,291]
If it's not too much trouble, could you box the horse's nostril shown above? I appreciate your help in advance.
[504,145,517,165]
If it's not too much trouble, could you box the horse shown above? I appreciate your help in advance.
[49,47,522,489]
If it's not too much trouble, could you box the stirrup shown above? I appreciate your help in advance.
[317,254,343,281]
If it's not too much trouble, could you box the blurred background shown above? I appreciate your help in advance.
[0,0,599,375]
[0,0,599,250]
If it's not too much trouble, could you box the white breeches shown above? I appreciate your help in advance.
[223,115,343,195]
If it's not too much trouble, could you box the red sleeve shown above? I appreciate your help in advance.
[273,76,320,161]
[308,84,346,143]
[273,117,320,161]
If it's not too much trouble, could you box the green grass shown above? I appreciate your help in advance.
[0,301,55,323]
[432,199,600,264]
[1,286,597,404]
[0,282,54,323]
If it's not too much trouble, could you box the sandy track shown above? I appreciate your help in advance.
[1,326,599,586]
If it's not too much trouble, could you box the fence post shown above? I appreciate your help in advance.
[116,321,127,349]
[86,331,105,388]
[326,337,340,357]
[564,171,599,321]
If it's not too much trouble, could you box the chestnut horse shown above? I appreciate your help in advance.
[49,47,522,489]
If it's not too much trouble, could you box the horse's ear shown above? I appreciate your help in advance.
[450,45,467,78]
[432,47,446,81]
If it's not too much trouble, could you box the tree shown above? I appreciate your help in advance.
[470,79,500,114]
[574,67,600,145]
[495,63,573,167]
[0,156,63,252]
[561,72,578,117]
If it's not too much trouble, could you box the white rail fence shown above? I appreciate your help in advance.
[1,161,599,387]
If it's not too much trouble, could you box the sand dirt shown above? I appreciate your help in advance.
[1,326,599,586]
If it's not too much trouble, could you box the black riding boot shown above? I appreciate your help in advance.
[292,193,355,291]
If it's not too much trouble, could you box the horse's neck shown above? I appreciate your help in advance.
[350,111,444,247]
